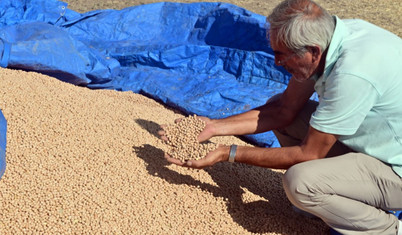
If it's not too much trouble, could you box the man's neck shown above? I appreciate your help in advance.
[316,48,329,77]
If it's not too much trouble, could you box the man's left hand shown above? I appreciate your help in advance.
[164,145,228,169]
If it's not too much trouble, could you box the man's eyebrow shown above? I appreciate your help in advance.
[273,50,283,55]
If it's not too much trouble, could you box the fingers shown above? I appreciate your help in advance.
[157,129,165,135]
[174,118,183,124]
[158,124,169,141]
[164,153,185,166]
[164,153,207,169]
[184,157,212,169]
[157,129,168,141]
[160,124,167,129]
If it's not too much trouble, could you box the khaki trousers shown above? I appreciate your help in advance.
[273,100,402,235]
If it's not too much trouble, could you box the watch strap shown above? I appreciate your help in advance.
[228,145,237,163]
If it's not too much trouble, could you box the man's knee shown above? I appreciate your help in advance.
[282,162,318,209]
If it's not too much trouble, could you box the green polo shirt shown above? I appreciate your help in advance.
[310,16,402,177]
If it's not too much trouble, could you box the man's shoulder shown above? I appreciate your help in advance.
[328,19,402,84]
[340,18,402,48]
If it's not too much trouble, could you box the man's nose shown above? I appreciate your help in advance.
[274,56,282,66]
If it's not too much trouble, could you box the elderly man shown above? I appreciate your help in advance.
[160,0,402,234]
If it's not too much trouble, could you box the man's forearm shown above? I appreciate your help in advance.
[209,78,316,138]
[217,126,338,169]
[221,145,315,169]
[211,109,262,136]
[211,99,291,137]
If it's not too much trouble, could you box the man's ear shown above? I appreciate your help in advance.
[308,46,322,62]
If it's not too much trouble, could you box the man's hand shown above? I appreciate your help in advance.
[158,116,215,143]
[164,145,228,169]
[158,115,223,169]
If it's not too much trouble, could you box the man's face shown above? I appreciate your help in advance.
[269,31,319,82]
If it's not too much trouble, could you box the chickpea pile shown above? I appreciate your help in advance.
[163,115,218,162]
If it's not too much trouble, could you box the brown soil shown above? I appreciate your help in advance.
[0,0,400,234]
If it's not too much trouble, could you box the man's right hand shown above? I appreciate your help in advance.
[194,116,215,142]
[158,115,215,143]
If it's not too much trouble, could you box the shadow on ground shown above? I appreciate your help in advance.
[134,118,328,234]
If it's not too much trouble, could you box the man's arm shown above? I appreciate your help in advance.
[159,77,316,142]
[226,126,337,169]
[172,125,337,169]
[210,77,316,136]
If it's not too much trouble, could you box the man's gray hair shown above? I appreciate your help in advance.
[267,0,335,54]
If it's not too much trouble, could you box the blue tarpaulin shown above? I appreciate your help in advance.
[0,110,6,179]
[0,0,296,178]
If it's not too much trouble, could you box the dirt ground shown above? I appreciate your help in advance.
[66,0,401,38]
[0,0,400,234]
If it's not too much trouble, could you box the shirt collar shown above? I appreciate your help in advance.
[313,16,349,82]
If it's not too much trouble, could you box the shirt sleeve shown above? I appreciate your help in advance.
[310,73,380,135]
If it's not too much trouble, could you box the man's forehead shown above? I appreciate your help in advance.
[268,30,287,52]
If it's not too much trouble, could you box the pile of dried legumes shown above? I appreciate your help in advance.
[162,115,218,162]
[0,68,328,234]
